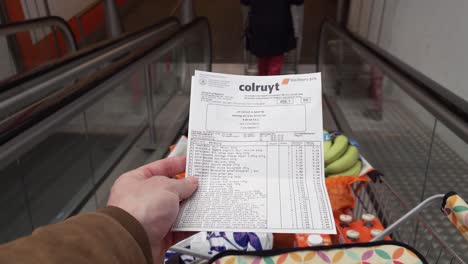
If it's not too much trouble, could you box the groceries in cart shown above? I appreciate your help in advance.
[323,130,374,178]
[294,233,333,247]
[165,132,467,263]
[323,131,376,214]
[335,213,390,244]
[324,130,362,177]
[165,232,273,263]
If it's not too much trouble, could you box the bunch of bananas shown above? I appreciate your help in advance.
[323,131,362,177]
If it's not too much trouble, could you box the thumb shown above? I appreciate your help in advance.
[166,177,199,200]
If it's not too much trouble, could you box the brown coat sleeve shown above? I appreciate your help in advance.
[0,206,152,264]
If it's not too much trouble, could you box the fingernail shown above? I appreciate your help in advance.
[186,177,198,184]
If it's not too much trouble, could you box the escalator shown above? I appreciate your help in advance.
[0,17,210,242]
[318,20,468,262]
[1,14,467,263]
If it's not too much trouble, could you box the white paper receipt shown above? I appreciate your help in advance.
[174,71,335,234]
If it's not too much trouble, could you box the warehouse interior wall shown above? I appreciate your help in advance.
[347,0,468,162]
[349,0,468,101]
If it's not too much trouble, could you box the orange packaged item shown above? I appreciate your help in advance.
[295,234,332,247]
[345,229,360,242]
[325,175,370,213]
[336,213,390,243]
[168,142,186,179]
[175,172,186,179]
[339,213,353,228]
[273,233,295,248]
[167,136,188,179]
[169,144,176,152]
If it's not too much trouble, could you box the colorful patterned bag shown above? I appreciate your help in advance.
[210,241,427,264]
[442,192,468,241]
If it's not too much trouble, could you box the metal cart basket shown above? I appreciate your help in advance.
[351,173,467,263]
[168,165,467,264]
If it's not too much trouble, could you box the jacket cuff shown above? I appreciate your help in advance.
[98,206,153,264]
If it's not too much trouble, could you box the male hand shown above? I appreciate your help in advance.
[107,156,198,263]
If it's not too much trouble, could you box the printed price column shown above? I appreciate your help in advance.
[278,144,298,229]
[305,141,332,230]
[292,142,312,229]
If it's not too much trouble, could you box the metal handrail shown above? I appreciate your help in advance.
[318,20,468,144]
[0,17,179,93]
[0,16,77,53]
[0,18,180,120]
[0,18,211,169]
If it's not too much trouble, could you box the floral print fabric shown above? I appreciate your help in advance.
[443,194,468,241]
[212,243,426,264]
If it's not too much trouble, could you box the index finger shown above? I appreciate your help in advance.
[136,156,186,179]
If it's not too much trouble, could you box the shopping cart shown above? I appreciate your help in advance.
[169,172,467,263]
[350,173,467,263]
[165,137,467,263]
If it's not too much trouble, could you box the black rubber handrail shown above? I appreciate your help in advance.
[0,16,77,52]
[0,17,180,122]
[0,17,179,93]
[0,18,211,145]
[318,19,468,143]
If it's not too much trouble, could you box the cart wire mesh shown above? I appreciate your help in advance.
[352,174,466,263]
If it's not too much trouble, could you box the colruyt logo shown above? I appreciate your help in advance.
[238,79,288,94]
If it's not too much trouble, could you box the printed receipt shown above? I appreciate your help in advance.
[174,71,335,234]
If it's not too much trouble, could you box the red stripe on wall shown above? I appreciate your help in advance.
[81,3,105,36]
[5,0,37,69]
[4,0,127,70]
[4,0,25,21]
[68,17,81,45]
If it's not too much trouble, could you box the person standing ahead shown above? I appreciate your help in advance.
[242,0,303,76]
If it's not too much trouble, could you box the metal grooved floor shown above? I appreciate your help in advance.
[335,97,468,262]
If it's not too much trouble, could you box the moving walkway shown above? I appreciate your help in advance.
[0,15,467,263]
